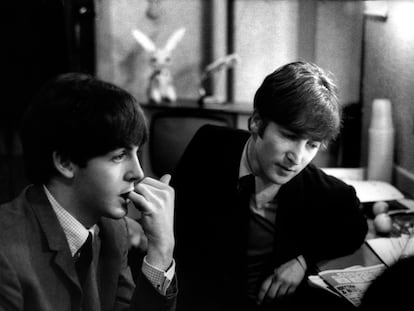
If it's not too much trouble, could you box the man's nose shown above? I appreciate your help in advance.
[125,154,144,182]
[286,141,307,165]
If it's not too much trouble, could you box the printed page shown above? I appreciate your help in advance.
[318,264,386,307]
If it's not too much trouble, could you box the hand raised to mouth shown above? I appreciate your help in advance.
[127,174,175,271]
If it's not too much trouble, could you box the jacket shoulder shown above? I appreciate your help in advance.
[301,164,355,194]
[0,188,32,233]
[193,124,249,146]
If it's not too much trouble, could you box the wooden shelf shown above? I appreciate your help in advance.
[140,98,252,116]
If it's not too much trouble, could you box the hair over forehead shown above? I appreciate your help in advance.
[253,61,342,142]
[21,72,148,184]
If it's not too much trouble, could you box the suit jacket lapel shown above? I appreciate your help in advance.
[273,170,307,264]
[27,185,82,292]
[27,186,126,308]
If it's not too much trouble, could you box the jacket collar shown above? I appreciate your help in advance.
[26,185,125,306]
[27,185,82,290]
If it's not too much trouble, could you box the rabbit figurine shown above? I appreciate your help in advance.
[132,28,186,105]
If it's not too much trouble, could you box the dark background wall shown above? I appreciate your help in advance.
[0,0,95,203]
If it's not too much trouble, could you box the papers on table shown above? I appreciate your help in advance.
[321,167,404,203]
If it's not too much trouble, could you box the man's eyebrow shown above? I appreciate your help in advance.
[125,145,141,151]
[281,128,301,137]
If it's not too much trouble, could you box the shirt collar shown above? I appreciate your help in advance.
[43,185,97,257]
[239,139,252,179]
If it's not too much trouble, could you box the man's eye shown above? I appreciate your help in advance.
[113,152,126,162]
[308,141,321,149]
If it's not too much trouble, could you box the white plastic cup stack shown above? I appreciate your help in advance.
[367,98,394,182]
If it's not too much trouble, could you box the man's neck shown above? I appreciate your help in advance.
[245,137,281,194]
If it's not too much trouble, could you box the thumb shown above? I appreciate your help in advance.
[160,174,171,185]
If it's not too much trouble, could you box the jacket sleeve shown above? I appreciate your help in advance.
[301,180,368,269]
[275,167,368,271]
[0,250,24,311]
[129,273,177,311]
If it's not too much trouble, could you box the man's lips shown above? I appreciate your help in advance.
[120,191,133,204]
[277,163,297,173]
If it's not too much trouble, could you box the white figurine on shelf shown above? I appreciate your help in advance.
[132,28,186,105]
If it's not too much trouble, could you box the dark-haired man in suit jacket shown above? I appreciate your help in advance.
[0,73,177,311]
[172,61,368,311]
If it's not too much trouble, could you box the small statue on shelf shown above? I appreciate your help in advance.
[198,53,240,107]
[132,28,186,105]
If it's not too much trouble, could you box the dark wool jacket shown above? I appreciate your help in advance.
[172,124,368,311]
[0,185,177,311]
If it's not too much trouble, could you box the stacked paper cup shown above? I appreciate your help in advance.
[367,98,394,182]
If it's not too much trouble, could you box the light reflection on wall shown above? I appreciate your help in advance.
[390,1,414,45]
[364,1,388,19]
[362,0,414,195]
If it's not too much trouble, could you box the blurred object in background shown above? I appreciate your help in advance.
[149,108,232,178]
[198,53,241,107]
[132,27,186,105]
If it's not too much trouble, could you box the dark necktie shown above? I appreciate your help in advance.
[75,232,93,285]
[75,232,101,311]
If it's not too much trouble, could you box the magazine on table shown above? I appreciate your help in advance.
[316,264,386,307]
[309,232,414,307]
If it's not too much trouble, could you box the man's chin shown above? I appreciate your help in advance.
[107,206,128,219]
[269,173,294,185]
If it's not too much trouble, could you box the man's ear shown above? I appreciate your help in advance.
[249,112,262,135]
[52,151,75,179]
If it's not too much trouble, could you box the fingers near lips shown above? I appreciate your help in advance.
[136,177,174,200]
[127,176,174,212]
[127,190,148,212]
[138,176,171,189]
[159,174,171,185]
